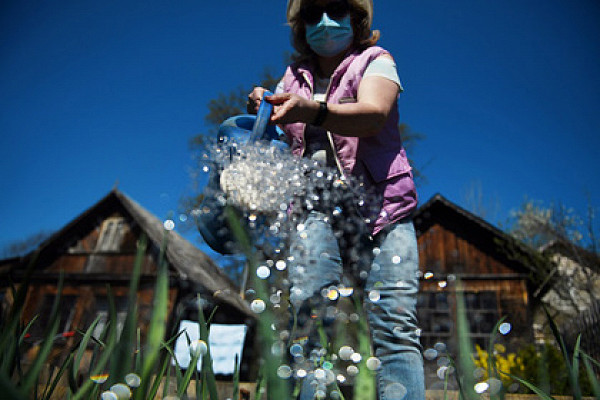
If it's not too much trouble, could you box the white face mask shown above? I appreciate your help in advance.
[305,13,353,57]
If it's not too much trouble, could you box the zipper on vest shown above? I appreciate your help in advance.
[301,70,345,178]
[322,75,346,178]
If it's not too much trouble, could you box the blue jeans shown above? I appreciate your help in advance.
[288,211,425,400]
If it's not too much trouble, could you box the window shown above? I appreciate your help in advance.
[29,294,77,340]
[95,217,125,252]
[417,291,452,350]
[417,290,501,351]
[463,291,499,348]
[90,296,128,339]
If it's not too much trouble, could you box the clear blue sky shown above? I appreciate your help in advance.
[1,1,599,255]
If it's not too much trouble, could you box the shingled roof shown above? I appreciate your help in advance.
[413,193,543,276]
[17,189,252,316]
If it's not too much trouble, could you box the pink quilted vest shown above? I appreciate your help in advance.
[281,46,417,235]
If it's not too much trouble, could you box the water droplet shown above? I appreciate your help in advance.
[275,260,287,270]
[277,365,292,379]
[372,247,381,256]
[499,322,512,335]
[314,368,326,380]
[338,346,354,361]
[296,368,307,378]
[368,290,380,302]
[423,348,438,360]
[125,373,141,388]
[337,374,346,383]
[178,214,188,222]
[250,299,266,314]
[338,286,354,296]
[383,383,407,399]
[350,352,362,363]
[366,357,381,370]
[488,378,503,395]
[190,340,208,357]
[163,219,175,231]
[392,255,402,264]
[434,342,447,353]
[346,365,359,376]
[101,391,118,400]
[327,289,339,301]
[91,374,109,384]
[437,366,449,380]
[256,265,271,279]
[424,271,434,279]
[474,382,489,394]
[290,343,304,357]
[438,280,447,288]
[110,383,131,399]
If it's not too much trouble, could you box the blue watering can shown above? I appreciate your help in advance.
[196,92,288,254]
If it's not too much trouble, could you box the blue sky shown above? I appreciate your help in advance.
[1,0,599,256]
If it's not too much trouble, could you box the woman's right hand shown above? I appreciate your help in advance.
[247,86,268,114]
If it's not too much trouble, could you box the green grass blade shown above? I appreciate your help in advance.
[197,300,219,400]
[146,345,174,400]
[353,294,375,400]
[0,253,38,376]
[572,335,582,397]
[20,272,64,393]
[177,351,202,397]
[195,367,201,400]
[543,305,582,399]
[110,235,146,385]
[225,206,289,400]
[71,286,119,400]
[486,316,507,379]
[134,231,170,400]
[455,281,478,400]
[254,368,266,400]
[507,373,556,400]
[43,351,74,400]
[162,339,184,391]
[70,316,101,390]
[581,351,600,399]
[232,354,240,400]
[18,315,38,346]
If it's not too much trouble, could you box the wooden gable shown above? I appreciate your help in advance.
[3,190,253,367]
[413,194,538,353]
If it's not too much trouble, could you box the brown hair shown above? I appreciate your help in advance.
[288,0,380,62]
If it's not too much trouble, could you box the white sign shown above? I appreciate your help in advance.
[172,320,248,375]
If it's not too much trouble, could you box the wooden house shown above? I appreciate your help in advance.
[413,194,544,386]
[1,190,570,393]
[0,189,257,381]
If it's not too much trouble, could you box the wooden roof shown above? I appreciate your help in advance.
[414,193,542,276]
[12,189,252,316]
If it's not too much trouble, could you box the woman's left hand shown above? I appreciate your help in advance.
[265,93,318,124]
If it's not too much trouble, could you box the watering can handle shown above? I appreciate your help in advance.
[249,90,273,143]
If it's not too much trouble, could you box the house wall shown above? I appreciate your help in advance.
[416,223,532,350]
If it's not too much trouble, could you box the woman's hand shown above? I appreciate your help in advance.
[265,93,318,124]
[247,86,268,114]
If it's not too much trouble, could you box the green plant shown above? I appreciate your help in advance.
[0,231,243,399]
[449,278,600,400]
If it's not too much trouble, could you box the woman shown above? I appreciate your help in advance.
[248,1,425,399]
